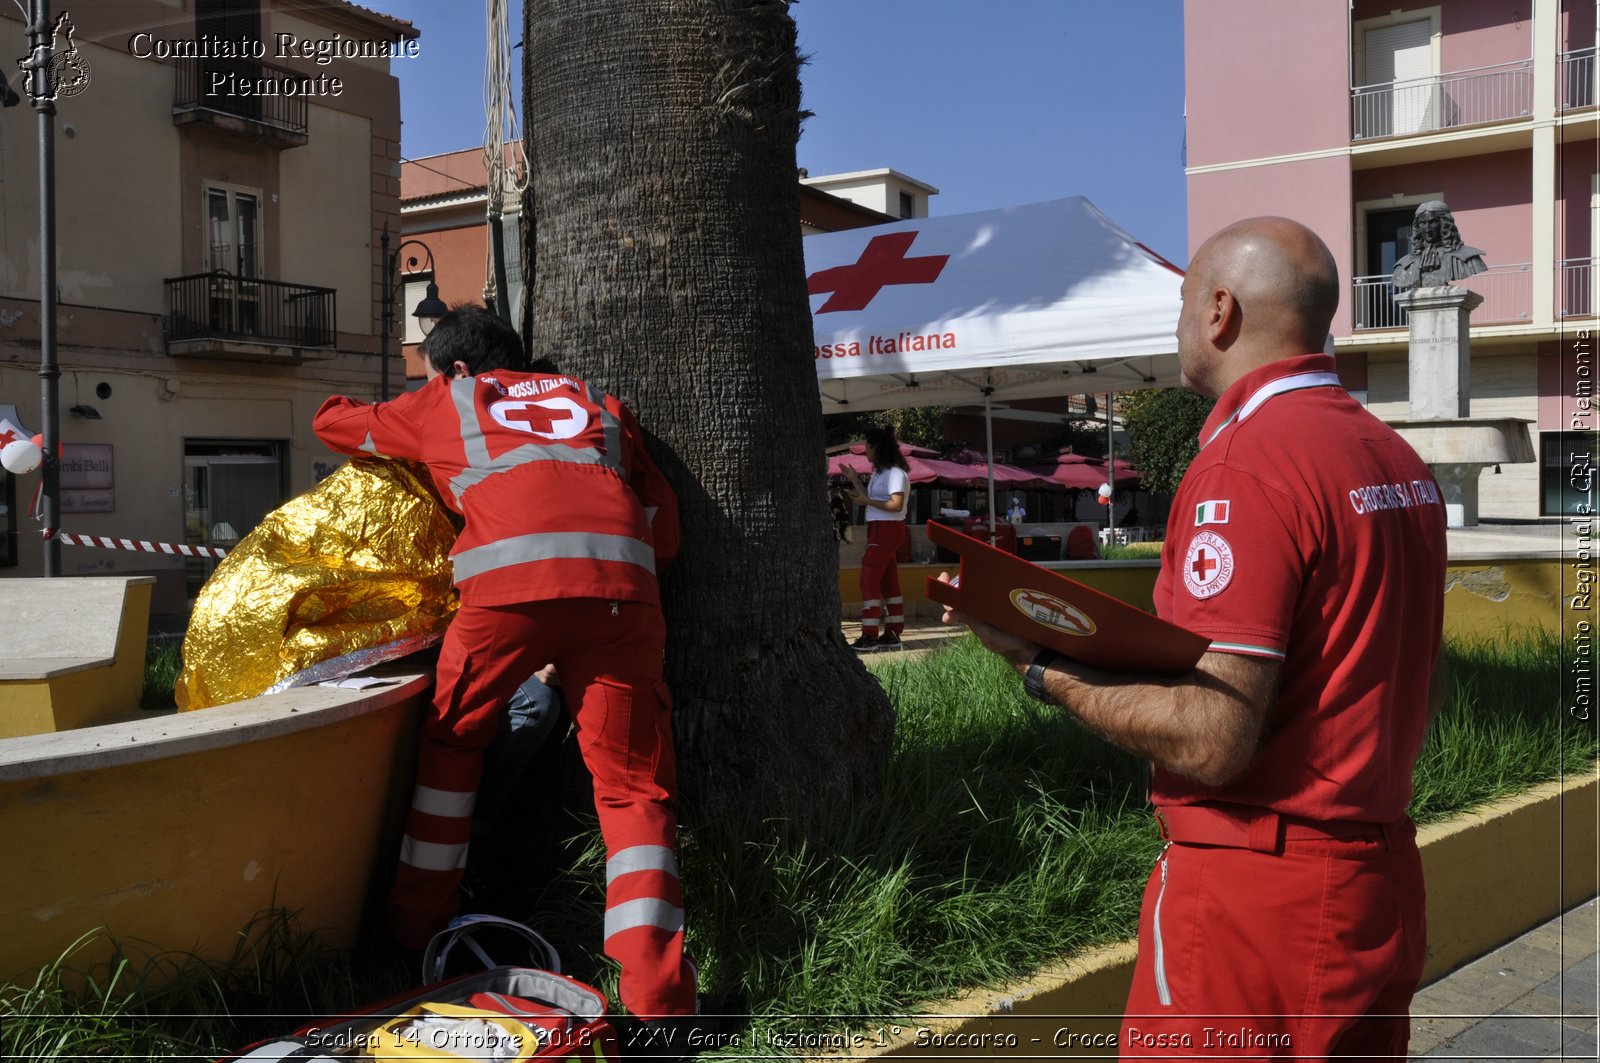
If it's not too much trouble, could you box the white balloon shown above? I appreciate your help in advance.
[1,438,42,474]
[1097,482,1113,499]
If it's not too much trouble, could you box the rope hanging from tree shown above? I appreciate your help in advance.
[482,0,528,312]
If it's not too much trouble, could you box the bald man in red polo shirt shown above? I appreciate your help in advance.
[945,217,1447,1061]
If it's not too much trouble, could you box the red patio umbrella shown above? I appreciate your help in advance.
[1096,457,1144,488]
[944,448,1051,488]
[827,443,980,486]
[1032,462,1109,491]
[1028,452,1125,491]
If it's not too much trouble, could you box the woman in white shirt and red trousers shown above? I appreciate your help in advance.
[842,425,910,650]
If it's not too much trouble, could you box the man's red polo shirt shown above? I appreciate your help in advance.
[1151,354,1447,823]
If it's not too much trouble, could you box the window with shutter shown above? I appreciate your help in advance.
[195,0,262,120]
[1360,17,1437,136]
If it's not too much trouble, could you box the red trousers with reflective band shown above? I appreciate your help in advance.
[859,519,906,637]
[389,598,696,1019]
[1120,813,1425,1062]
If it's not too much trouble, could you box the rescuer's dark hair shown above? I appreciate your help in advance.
[421,304,528,376]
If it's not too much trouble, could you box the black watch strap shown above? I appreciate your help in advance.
[1023,648,1059,703]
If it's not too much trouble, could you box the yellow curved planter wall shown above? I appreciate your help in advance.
[0,679,425,986]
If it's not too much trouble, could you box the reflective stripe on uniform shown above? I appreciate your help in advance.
[445,376,626,503]
[451,530,657,583]
[400,836,469,872]
[411,784,476,819]
[1152,850,1173,1005]
[604,897,685,941]
[607,844,680,883]
[447,445,622,502]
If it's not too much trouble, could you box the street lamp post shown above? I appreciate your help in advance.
[20,0,60,576]
[378,226,447,400]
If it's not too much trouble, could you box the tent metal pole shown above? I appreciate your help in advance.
[1106,391,1116,542]
[983,386,997,546]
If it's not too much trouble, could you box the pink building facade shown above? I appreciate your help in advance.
[1186,0,1598,519]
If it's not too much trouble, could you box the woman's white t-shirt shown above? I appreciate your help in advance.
[866,467,910,522]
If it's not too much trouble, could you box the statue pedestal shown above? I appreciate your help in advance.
[1386,286,1532,529]
[1394,286,1483,420]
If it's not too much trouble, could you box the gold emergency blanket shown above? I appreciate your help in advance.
[176,458,460,711]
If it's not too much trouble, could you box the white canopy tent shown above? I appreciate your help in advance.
[806,195,1187,533]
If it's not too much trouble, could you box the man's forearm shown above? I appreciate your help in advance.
[1019,650,1277,787]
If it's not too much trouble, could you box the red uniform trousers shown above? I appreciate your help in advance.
[389,597,696,1019]
[1120,814,1426,1062]
[858,519,907,638]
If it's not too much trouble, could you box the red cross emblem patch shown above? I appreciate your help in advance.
[489,396,590,441]
[1183,530,1235,599]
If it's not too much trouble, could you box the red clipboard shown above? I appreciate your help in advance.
[925,522,1211,675]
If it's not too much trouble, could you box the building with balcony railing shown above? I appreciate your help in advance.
[0,1,417,599]
[171,56,310,147]
[165,273,337,352]
[1185,0,1598,521]
[1352,60,1535,141]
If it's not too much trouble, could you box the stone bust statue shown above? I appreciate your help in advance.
[1392,200,1487,292]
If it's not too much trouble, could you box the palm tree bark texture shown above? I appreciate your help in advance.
[521,0,894,836]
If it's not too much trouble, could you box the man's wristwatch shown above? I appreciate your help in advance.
[1023,648,1060,703]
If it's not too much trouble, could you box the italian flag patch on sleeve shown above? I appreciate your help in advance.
[1194,499,1230,526]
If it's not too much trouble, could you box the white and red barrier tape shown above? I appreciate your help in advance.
[44,529,229,559]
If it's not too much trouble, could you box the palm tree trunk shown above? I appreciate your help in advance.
[522,0,894,836]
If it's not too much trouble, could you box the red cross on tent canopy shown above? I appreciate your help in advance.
[807,232,950,314]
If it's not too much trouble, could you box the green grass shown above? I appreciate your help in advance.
[0,910,414,1061]
[686,637,1158,1039]
[1410,627,1596,823]
[139,642,183,711]
[11,628,1590,1058]
[1098,542,1163,560]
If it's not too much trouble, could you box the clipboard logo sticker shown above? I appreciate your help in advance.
[1184,530,1235,599]
[1009,589,1097,637]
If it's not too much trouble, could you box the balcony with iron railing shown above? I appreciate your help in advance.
[1351,263,1533,331]
[1561,258,1597,319]
[170,56,309,147]
[1352,60,1532,141]
[165,273,336,358]
[1562,47,1598,111]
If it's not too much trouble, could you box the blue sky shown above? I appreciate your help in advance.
[378,1,1190,263]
